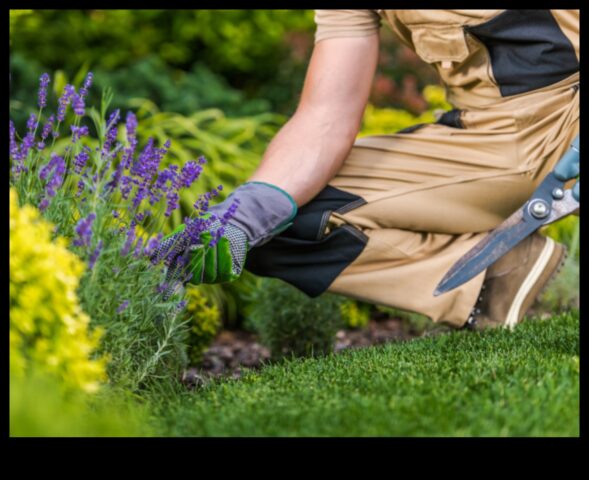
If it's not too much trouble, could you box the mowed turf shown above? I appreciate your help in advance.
[152,311,579,437]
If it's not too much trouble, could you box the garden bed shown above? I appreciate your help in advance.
[182,315,421,385]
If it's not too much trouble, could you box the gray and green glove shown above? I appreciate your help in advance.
[553,135,580,201]
[151,181,297,295]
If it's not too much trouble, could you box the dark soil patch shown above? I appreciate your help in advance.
[181,316,420,388]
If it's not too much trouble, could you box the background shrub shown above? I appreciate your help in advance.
[246,278,346,360]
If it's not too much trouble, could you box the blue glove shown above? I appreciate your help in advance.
[553,135,580,201]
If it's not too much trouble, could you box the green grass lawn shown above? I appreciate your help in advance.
[150,310,579,437]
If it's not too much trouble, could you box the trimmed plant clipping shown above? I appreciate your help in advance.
[247,277,346,360]
[9,72,237,391]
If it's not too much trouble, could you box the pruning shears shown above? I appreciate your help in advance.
[434,135,580,296]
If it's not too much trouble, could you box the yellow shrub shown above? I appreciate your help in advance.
[339,299,371,329]
[10,189,107,393]
[184,285,222,365]
[360,85,452,137]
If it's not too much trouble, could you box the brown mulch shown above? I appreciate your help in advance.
[181,317,419,387]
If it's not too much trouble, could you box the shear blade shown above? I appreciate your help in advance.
[433,208,538,296]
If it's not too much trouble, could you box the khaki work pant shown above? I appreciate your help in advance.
[324,73,579,327]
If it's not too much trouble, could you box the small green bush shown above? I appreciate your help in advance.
[246,278,345,360]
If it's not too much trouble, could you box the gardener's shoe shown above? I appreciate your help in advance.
[463,233,567,331]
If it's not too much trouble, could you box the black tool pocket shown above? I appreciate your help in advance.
[245,185,368,297]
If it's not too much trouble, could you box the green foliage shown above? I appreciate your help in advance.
[149,310,579,437]
[537,215,580,311]
[10,369,153,436]
[542,215,580,260]
[10,10,315,115]
[340,299,371,329]
[184,285,222,365]
[9,53,273,130]
[246,278,346,360]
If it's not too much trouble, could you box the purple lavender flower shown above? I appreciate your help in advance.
[192,187,221,214]
[21,133,34,157]
[102,109,121,155]
[178,160,203,189]
[72,94,86,116]
[73,146,91,174]
[71,125,89,143]
[183,213,217,246]
[119,175,133,199]
[132,184,149,209]
[144,233,163,258]
[76,179,85,197]
[209,198,240,247]
[126,111,137,143]
[149,165,177,205]
[198,156,206,165]
[120,226,136,256]
[9,121,20,160]
[73,212,96,247]
[38,73,50,109]
[133,236,144,258]
[39,198,50,211]
[112,210,120,219]
[131,138,163,184]
[38,154,66,203]
[27,113,37,132]
[103,128,119,155]
[88,240,103,269]
[36,115,55,150]
[116,300,129,314]
[57,84,76,122]
[79,72,93,98]
[165,191,179,217]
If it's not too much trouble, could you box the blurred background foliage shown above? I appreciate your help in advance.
[10,9,578,362]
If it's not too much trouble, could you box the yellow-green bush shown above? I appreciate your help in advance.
[10,188,107,393]
[184,285,222,365]
[340,299,371,329]
[360,85,452,136]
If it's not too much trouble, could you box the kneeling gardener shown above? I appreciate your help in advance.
[154,10,580,331]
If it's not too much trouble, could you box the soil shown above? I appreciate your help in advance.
[181,315,420,388]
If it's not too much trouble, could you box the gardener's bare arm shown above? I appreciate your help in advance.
[248,34,379,207]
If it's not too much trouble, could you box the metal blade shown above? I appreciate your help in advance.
[433,170,579,297]
[433,208,537,296]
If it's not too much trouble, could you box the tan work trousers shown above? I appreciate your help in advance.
[325,73,579,327]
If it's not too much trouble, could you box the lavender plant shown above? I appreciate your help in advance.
[9,72,235,391]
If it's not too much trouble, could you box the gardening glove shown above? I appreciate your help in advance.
[553,135,580,201]
[151,181,297,294]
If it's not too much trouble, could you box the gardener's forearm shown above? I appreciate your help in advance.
[248,108,358,206]
[248,34,379,207]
